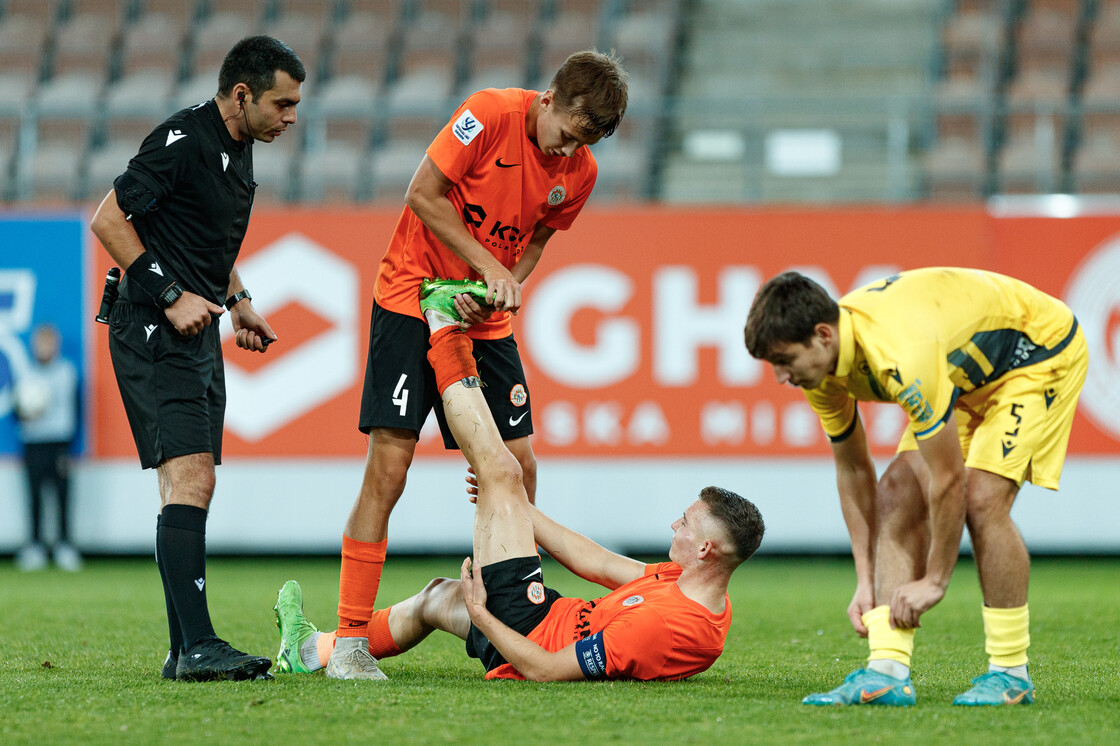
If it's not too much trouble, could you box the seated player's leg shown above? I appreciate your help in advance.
[439,374,535,566]
[274,577,470,674]
[420,280,536,567]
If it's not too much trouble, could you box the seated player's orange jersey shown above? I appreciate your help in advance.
[487,562,732,681]
[374,87,598,340]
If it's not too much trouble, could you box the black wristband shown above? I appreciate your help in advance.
[225,289,252,310]
[125,251,178,304]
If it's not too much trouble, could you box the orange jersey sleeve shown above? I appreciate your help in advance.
[374,88,598,340]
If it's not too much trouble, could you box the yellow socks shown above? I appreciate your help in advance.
[983,604,1029,668]
[864,605,915,676]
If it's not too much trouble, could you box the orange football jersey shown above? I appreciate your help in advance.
[374,88,598,340]
[487,562,732,681]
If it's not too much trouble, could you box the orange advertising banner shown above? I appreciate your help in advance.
[89,207,1120,459]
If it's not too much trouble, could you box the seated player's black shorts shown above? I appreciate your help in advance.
[465,555,563,672]
[107,300,225,469]
[358,302,533,447]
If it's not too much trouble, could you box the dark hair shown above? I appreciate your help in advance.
[550,49,629,139]
[743,272,839,360]
[219,35,306,99]
[699,486,765,564]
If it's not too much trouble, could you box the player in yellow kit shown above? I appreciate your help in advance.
[744,267,1088,706]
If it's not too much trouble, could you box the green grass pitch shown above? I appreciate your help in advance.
[3,555,1118,744]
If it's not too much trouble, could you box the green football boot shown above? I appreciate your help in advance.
[419,278,491,325]
[273,580,319,674]
[953,671,1035,706]
[802,668,916,706]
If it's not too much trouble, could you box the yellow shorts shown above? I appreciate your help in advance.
[897,327,1088,490]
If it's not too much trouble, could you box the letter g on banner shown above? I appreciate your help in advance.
[1066,234,1120,441]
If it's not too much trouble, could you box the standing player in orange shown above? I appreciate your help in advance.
[273,300,765,681]
[279,51,629,679]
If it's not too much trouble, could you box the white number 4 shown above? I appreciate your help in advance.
[392,374,409,416]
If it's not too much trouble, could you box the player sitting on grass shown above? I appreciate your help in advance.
[272,279,765,681]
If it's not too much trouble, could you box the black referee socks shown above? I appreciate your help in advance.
[158,505,217,651]
[154,514,185,656]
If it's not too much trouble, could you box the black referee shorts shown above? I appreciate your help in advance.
[108,301,225,469]
[358,302,533,448]
[465,555,563,672]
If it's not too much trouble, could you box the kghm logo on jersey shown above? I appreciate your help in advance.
[548,185,566,206]
[510,383,527,406]
[527,581,546,605]
[460,202,525,254]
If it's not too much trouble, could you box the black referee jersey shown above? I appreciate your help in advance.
[114,99,256,306]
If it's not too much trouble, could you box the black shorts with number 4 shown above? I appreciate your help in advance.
[358,302,533,448]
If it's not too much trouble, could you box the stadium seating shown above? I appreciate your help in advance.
[2,0,1118,205]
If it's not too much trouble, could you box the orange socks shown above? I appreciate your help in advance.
[316,608,401,668]
[427,327,477,395]
[368,608,402,659]
[336,535,387,638]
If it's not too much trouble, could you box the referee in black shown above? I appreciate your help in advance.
[90,36,304,681]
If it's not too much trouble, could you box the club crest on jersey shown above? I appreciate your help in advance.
[527,581,546,605]
[509,383,527,406]
[548,185,566,206]
[452,109,483,146]
[622,595,644,607]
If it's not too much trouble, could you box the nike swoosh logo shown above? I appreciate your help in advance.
[860,686,893,703]
[166,129,187,146]
[521,567,542,581]
[495,158,519,168]
[347,620,366,627]
[509,411,528,426]
[1004,689,1029,704]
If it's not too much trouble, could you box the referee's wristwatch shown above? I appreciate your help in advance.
[157,281,184,309]
[225,289,252,310]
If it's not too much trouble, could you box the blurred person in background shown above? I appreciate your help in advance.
[89,36,304,682]
[745,268,1087,707]
[305,50,629,681]
[14,323,81,572]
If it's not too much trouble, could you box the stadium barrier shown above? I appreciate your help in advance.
[1,207,1118,553]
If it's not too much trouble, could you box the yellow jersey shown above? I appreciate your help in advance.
[806,267,1079,441]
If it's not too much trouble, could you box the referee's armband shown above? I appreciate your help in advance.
[574,631,609,679]
[113,172,159,219]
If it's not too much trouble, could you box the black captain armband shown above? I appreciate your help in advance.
[126,251,182,308]
[113,172,159,219]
